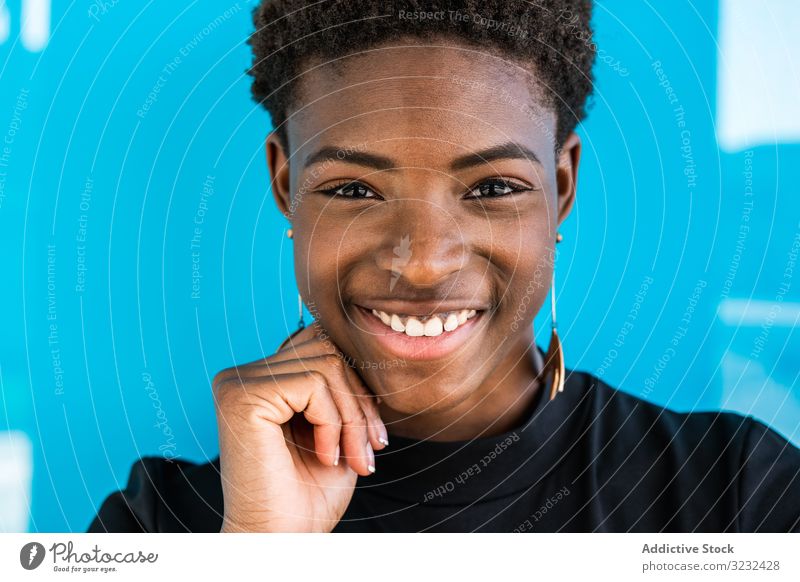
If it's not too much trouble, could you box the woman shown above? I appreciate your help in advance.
[88,0,800,533]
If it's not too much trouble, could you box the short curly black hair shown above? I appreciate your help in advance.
[247,0,595,153]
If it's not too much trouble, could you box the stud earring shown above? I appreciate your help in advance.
[544,232,565,400]
[287,228,293,239]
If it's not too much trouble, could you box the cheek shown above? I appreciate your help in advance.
[293,232,338,322]
[293,203,344,282]
[293,213,371,345]
[487,225,554,329]
[295,201,372,261]
[294,203,387,297]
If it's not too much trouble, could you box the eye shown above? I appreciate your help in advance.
[463,178,536,199]
[319,181,380,199]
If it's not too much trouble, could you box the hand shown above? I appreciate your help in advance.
[214,323,388,532]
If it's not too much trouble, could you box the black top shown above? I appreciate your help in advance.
[87,370,800,532]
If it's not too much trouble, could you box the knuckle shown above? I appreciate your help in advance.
[359,401,378,422]
[320,352,342,369]
[340,407,367,429]
[213,371,269,408]
[212,368,234,389]
[213,366,250,388]
[303,369,328,389]
[315,355,352,386]
[306,407,341,427]
[213,382,237,410]
[317,340,338,356]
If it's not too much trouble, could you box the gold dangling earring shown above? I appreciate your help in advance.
[544,232,565,401]
[287,227,305,330]
[297,292,306,330]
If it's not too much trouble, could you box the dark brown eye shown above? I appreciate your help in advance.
[465,179,532,199]
[321,181,377,199]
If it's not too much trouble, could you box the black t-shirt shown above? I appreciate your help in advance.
[86,370,800,532]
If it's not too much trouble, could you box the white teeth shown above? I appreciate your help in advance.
[369,307,480,337]
[405,318,425,336]
[423,316,443,337]
[390,314,405,332]
[373,309,391,326]
[444,313,459,331]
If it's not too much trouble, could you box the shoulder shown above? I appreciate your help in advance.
[87,455,223,533]
[568,370,800,531]
[576,371,758,448]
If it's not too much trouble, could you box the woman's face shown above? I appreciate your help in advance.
[267,41,580,416]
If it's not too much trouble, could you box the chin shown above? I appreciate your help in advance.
[366,368,476,415]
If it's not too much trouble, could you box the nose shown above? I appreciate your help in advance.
[375,198,467,289]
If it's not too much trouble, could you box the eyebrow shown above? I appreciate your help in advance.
[449,142,542,171]
[302,141,542,172]
[303,147,396,171]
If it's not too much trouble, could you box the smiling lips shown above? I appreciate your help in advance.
[371,308,478,337]
[354,304,486,361]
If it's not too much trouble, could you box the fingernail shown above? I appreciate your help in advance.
[333,444,340,466]
[366,442,375,473]
[378,425,389,447]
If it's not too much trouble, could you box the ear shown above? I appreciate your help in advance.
[266,132,292,218]
[555,131,581,226]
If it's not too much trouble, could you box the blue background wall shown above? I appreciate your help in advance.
[0,0,798,532]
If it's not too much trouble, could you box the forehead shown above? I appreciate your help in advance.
[287,41,557,163]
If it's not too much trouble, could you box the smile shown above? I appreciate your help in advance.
[370,308,478,337]
[353,304,487,361]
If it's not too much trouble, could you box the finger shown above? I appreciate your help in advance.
[217,332,334,384]
[277,323,319,352]
[340,363,389,451]
[213,339,333,385]
[215,370,342,468]
[261,356,375,476]
[273,341,387,453]
[286,372,342,468]
[226,339,340,382]
[219,338,387,452]
[269,336,339,364]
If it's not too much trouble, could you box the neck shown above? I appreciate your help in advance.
[379,330,544,441]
